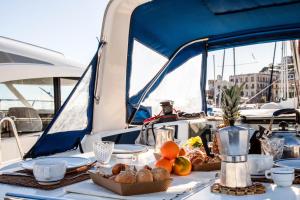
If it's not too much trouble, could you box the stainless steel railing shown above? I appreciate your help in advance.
[0,117,24,165]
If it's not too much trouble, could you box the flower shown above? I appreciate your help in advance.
[185,136,203,149]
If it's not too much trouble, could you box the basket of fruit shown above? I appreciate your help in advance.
[89,164,172,196]
[185,136,221,171]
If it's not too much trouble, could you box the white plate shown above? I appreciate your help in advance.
[275,159,300,171]
[21,157,90,170]
[113,144,148,154]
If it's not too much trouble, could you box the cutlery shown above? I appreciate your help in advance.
[171,173,219,200]
[5,192,71,200]
[67,160,97,174]
[65,172,89,180]
[0,172,33,177]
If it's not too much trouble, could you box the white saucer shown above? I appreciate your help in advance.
[113,144,148,154]
[21,157,90,170]
[37,179,61,185]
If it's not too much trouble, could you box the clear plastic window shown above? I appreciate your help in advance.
[48,67,92,134]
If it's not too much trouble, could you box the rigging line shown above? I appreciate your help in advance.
[267,42,277,102]
[215,61,259,68]
[242,79,280,106]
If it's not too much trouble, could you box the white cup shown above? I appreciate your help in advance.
[33,160,67,185]
[265,167,294,187]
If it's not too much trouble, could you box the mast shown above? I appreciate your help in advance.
[219,49,226,107]
[291,40,300,107]
[267,42,277,102]
[213,55,217,106]
[233,48,236,76]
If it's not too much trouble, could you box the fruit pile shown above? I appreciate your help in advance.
[155,141,192,176]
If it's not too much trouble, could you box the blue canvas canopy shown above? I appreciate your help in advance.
[25,0,300,158]
[127,0,300,121]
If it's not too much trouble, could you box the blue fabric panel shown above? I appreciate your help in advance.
[201,47,208,113]
[25,131,86,158]
[24,46,100,159]
[131,0,300,57]
[204,0,300,14]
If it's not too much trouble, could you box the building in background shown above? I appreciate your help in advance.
[207,56,298,104]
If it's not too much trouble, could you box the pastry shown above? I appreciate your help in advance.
[143,165,152,171]
[115,169,136,184]
[112,163,128,175]
[136,169,153,183]
[151,167,170,181]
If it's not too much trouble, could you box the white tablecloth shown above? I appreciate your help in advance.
[1,151,300,200]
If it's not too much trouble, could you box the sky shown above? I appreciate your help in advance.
[0,0,109,66]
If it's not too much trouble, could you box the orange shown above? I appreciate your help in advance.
[179,148,187,156]
[155,157,173,173]
[173,156,192,176]
[160,141,180,160]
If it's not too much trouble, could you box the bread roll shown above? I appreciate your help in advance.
[151,167,170,181]
[136,169,153,183]
[115,169,136,184]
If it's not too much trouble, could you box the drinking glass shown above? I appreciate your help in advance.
[93,141,114,165]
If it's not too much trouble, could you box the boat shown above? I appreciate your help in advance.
[0,36,84,164]
[2,0,300,199]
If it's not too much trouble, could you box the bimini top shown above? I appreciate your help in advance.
[130,0,300,57]
[0,36,83,83]
[127,0,300,122]
[24,0,300,158]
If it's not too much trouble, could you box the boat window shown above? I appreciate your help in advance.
[47,67,92,134]
[206,40,298,113]
[0,77,78,133]
[129,40,168,97]
[0,78,54,113]
[140,55,203,115]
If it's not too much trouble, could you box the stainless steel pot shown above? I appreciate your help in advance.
[268,109,300,159]
[154,126,175,152]
[216,125,253,156]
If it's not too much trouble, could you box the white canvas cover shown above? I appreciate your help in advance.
[92,0,150,133]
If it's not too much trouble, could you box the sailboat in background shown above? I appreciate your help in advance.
[241,40,300,127]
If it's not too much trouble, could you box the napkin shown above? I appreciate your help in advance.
[64,172,217,200]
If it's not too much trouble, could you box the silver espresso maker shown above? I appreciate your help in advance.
[216,126,253,188]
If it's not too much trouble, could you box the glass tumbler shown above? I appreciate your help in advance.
[93,141,114,165]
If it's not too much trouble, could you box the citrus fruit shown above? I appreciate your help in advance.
[173,156,192,176]
[160,141,180,160]
[155,157,173,173]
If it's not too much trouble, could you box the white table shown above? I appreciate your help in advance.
[1,151,300,200]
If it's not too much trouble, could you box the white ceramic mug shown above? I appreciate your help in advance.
[33,160,67,184]
[265,167,294,187]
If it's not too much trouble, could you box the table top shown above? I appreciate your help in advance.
[1,150,300,200]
